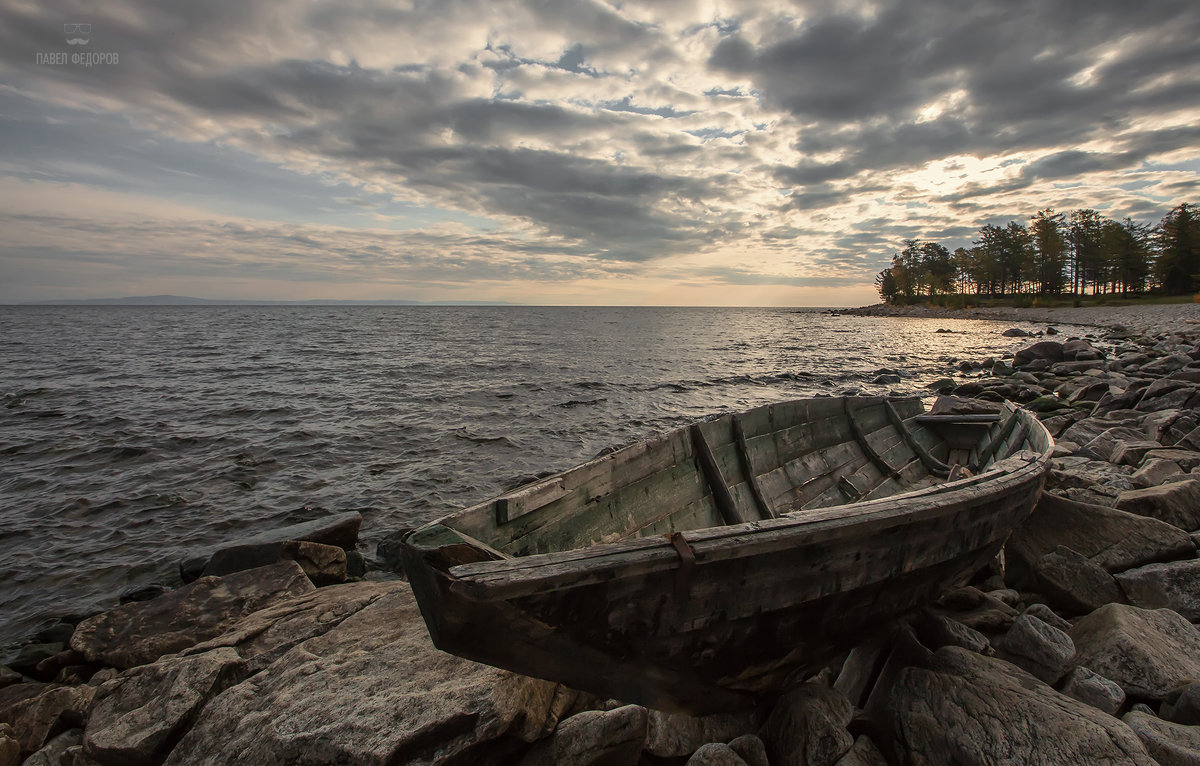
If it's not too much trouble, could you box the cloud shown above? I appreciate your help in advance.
[0,0,1198,303]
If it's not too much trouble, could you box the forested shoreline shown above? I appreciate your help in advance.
[875,202,1199,305]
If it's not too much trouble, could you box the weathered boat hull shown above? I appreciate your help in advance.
[403,397,1052,713]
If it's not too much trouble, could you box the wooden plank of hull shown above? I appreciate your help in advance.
[402,400,1054,714]
[409,471,1042,712]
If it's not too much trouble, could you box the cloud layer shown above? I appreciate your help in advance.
[2,0,1198,303]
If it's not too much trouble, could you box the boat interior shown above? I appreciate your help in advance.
[422,396,1046,559]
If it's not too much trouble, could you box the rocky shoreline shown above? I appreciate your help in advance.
[833,300,1200,336]
[8,317,1200,764]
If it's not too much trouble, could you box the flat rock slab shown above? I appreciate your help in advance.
[71,561,314,669]
[1008,493,1195,582]
[182,580,396,674]
[1116,559,1200,620]
[891,646,1154,765]
[1071,604,1200,701]
[161,583,564,766]
[1115,480,1200,531]
[84,647,247,765]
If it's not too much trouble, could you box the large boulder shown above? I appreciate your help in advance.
[1115,480,1200,531]
[1115,559,1200,620]
[1015,342,1065,369]
[83,648,247,765]
[1071,604,1200,701]
[71,562,314,669]
[161,584,566,766]
[1031,546,1125,614]
[998,614,1076,684]
[760,683,854,766]
[1007,493,1195,584]
[890,647,1154,765]
[1122,711,1200,766]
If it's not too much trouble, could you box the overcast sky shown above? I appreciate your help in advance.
[2,0,1198,305]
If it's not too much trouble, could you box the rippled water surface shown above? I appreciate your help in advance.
[0,306,1066,650]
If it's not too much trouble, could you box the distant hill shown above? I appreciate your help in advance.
[21,295,521,306]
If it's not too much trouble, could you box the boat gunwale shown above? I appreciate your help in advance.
[440,409,1052,600]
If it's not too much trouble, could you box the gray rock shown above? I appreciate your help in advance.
[999,614,1076,684]
[871,374,901,385]
[1007,493,1195,583]
[0,683,94,756]
[1071,604,1200,700]
[83,647,247,765]
[1058,666,1126,715]
[728,734,769,766]
[202,540,347,585]
[0,725,17,766]
[161,583,564,766]
[891,646,1154,765]
[1116,559,1200,620]
[1133,458,1185,488]
[1163,682,1200,725]
[181,511,363,581]
[932,589,1019,633]
[1083,427,1150,462]
[761,683,854,766]
[21,728,81,766]
[646,708,762,758]
[1122,711,1200,766]
[0,667,19,690]
[71,562,314,669]
[1015,341,1065,368]
[1112,440,1165,466]
[1022,603,1072,633]
[914,612,990,654]
[1033,546,1124,614]
[1145,448,1200,472]
[832,735,887,766]
[1062,339,1097,359]
[833,633,891,709]
[1140,354,1193,377]
[182,581,396,674]
[1003,328,1030,337]
[1115,480,1200,531]
[685,743,750,766]
[517,704,648,766]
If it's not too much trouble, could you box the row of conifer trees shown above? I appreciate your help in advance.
[874,203,1199,303]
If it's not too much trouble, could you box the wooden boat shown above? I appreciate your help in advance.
[402,396,1053,713]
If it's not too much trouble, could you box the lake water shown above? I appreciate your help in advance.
[0,306,1069,653]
